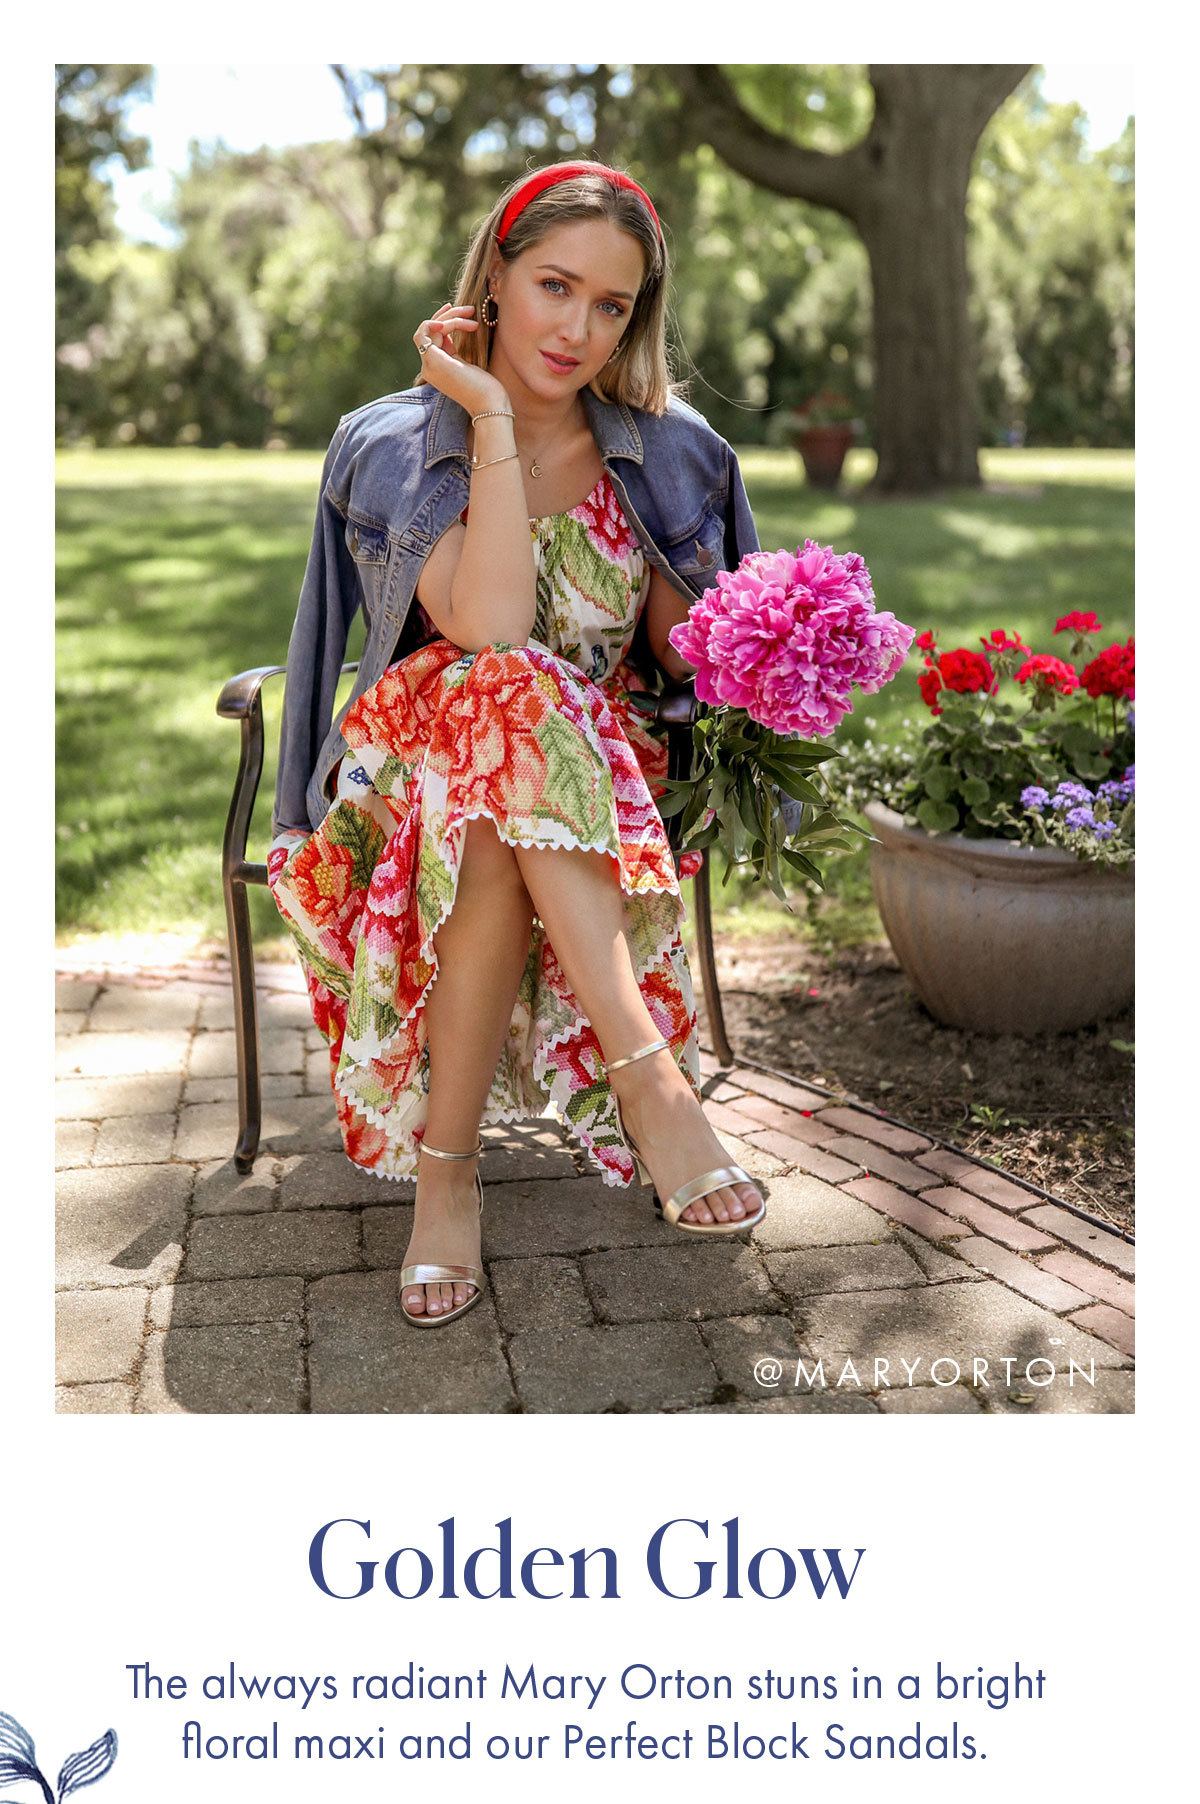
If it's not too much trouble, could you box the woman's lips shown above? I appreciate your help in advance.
[540,351,580,373]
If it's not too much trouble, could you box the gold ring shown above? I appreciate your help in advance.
[419,336,434,354]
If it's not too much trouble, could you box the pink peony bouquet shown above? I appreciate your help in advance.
[661,542,915,899]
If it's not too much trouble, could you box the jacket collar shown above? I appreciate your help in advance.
[425,386,644,467]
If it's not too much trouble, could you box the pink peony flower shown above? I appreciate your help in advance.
[668,541,913,737]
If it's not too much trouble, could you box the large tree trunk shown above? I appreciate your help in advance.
[669,64,1031,495]
[855,71,985,491]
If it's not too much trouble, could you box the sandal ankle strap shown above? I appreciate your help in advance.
[419,1140,483,1162]
[606,1038,670,1074]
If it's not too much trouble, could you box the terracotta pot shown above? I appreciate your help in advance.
[864,802,1134,1035]
[794,423,855,489]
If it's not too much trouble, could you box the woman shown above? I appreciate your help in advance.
[269,161,766,1329]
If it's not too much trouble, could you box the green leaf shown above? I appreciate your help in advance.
[762,743,835,766]
[623,689,660,715]
[780,846,822,881]
[960,775,991,805]
[736,768,765,840]
[917,798,960,833]
[1030,752,1065,785]
[1073,752,1111,779]
[921,764,958,802]
[655,785,691,819]
[679,782,710,837]
[758,762,827,805]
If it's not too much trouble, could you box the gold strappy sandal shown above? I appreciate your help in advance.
[607,1040,766,1237]
[399,1140,486,1329]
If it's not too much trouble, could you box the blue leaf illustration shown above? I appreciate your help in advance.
[0,1713,37,1773]
[57,1731,117,1799]
[0,1710,41,1790]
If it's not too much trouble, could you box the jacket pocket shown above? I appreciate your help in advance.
[345,510,391,565]
[659,503,727,588]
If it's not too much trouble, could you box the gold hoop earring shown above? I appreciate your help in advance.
[483,292,499,327]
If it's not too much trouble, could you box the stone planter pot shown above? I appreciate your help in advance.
[794,423,855,489]
[864,801,1134,1035]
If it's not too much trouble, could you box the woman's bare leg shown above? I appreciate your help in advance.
[402,818,535,1318]
[512,843,762,1226]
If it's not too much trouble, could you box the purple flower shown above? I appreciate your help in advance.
[1092,820,1118,840]
[1021,785,1050,811]
[1050,781,1094,810]
[1065,805,1096,830]
[668,541,914,737]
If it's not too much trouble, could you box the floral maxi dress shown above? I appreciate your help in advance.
[268,472,701,1185]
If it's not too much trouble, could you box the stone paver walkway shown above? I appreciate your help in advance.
[55,957,1134,1415]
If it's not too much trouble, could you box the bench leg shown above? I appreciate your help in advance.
[224,874,262,1173]
[692,849,733,1069]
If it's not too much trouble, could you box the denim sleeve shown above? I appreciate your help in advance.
[724,445,760,565]
[272,425,360,836]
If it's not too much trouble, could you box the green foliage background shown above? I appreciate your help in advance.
[55,66,1134,948]
[56,64,1133,452]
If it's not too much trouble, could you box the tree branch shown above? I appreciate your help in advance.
[330,64,371,139]
[670,65,863,221]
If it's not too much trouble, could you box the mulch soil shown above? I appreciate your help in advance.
[704,934,1134,1235]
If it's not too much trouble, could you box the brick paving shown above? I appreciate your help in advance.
[54,957,1135,1415]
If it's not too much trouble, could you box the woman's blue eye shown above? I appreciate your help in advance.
[540,278,624,317]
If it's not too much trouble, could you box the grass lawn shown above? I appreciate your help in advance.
[56,444,1133,954]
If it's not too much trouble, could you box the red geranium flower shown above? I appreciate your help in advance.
[1080,638,1135,700]
[1015,654,1079,696]
[915,629,937,652]
[917,666,945,714]
[939,647,997,695]
[980,629,1030,654]
[1055,611,1103,636]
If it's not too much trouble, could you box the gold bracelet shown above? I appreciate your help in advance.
[470,451,520,471]
[471,408,515,425]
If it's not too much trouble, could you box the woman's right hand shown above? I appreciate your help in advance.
[414,304,510,417]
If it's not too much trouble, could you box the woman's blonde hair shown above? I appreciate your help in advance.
[444,163,675,416]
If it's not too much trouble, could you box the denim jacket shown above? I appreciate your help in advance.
[272,384,759,836]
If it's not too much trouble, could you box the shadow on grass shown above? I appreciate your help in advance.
[56,453,1133,944]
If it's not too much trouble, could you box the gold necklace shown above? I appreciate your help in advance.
[522,411,578,479]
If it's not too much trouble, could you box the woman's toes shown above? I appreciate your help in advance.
[403,1286,426,1316]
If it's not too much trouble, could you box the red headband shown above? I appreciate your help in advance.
[496,162,662,245]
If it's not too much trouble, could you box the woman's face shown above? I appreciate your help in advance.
[488,217,647,401]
